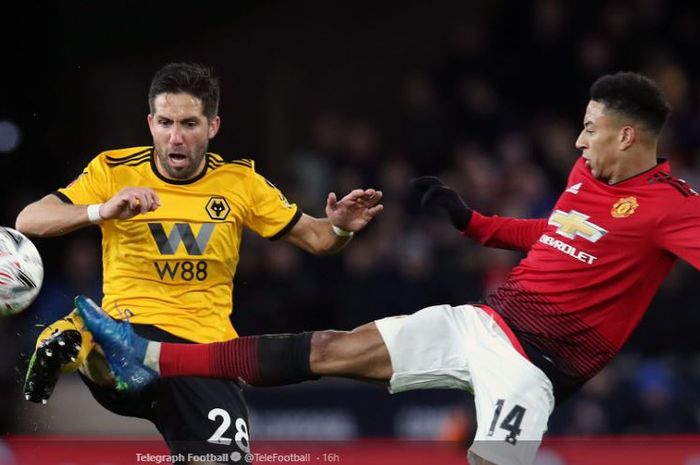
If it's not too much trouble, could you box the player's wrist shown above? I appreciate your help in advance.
[87,203,104,224]
[448,205,473,231]
[331,224,354,237]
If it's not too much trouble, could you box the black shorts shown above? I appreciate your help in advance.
[82,324,252,464]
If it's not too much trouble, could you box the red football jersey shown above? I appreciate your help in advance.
[466,157,700,395]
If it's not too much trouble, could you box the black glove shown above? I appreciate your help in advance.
[411,176,473,231]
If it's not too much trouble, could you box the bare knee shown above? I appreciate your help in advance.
[310,323,392,381]
[310,330,348,371]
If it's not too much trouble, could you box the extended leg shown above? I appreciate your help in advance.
[74,295,393,390]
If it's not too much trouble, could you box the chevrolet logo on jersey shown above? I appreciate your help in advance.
[548,209,607,243]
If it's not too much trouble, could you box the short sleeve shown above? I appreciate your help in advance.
[243,169,301,239]
[654,195,700,269]
[55,154,113,204]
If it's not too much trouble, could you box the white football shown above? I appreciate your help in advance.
[0,227,43,316]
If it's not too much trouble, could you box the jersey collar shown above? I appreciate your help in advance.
[611,158,670,188]
[582,157,671,188]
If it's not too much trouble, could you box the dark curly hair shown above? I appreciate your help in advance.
[590,72,671,135]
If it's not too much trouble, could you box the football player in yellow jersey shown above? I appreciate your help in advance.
[16,62,382,464]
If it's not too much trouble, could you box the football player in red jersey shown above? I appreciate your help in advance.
[75,72,692,465]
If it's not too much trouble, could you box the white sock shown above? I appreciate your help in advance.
[144,341,162,374]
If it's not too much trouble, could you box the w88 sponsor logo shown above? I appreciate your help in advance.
[154,260,208,281]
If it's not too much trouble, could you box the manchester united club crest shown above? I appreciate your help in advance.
[611,196,639,218]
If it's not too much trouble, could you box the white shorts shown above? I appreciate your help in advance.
[375,304,554,465]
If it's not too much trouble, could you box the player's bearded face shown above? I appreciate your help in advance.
[148,93,220,180]
[155,139,208,180]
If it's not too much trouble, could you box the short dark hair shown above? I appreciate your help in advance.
[590,72,671,135]
[148,63,220,120]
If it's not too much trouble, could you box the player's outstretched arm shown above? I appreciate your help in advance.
[411,176,473,231]
[412,176,547,251]
[15,188,161,237]
[16,194,100,237]
[283,188,383,254]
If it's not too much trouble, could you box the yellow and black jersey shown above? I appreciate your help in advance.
[55,146,301,343]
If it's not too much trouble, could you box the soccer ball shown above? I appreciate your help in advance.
[0,227,43,316]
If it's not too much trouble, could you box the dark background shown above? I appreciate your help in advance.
[2,0,700,445]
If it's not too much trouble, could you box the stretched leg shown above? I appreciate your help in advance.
[74,295,393,391]
[78,296,535,465]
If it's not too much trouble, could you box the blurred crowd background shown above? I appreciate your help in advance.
[2,0,700,446]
